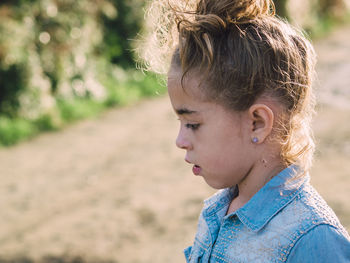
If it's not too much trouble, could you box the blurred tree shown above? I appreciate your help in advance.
[274,0,289,19]
[318,0,348,17]
[0,0,349,121]
[0,0,145,119]
[100,0,144,68]
[0,64,28,117]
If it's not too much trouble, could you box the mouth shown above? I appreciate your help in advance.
[192,165,201,176]
[185,159,202,176]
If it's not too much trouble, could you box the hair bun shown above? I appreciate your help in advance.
[196,0,274,24]
[177,0,275,38]
[138,0,275,74]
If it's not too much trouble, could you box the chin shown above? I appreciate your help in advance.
[204,178,231,190]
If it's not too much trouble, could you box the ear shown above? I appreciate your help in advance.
[248,104,274,144]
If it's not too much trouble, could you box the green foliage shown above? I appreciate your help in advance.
[103,71,166,107]
[0,0,146,119]
[274,0,289,19]
[57,98,104,123]
[317,0,348,18]
[310,12,350,38]
[101,0,145,68]
[0,63,28,116]
[0,0,157,146]
[273,0,350,37]
[0,71,164,147]
[0,0,348,147]
[307,16,338,38]
[0,116,37,146]
[34,113,60,131]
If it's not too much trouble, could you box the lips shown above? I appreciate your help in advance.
[185,158,202,176]
[192,165,201,175]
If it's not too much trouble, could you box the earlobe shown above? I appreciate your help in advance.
[248,104,274,144]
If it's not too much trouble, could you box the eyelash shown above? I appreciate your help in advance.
[185,123,200,131]
[176,118,201,131]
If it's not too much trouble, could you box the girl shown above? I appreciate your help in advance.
[142,0,350,262]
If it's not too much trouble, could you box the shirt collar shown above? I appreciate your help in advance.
[235,165,308,232]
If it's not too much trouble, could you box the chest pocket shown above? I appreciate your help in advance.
[185,213,213,262]
[184,244,205,263]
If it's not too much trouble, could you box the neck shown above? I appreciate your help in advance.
[227,157,285,214]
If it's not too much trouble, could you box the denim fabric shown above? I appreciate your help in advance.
[184,166,350,262]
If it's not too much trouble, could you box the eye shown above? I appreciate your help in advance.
[185,123,200,131]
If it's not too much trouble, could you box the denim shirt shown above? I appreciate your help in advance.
[184,166,350,262]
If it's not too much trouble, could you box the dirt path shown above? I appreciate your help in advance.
[0,25,349,263]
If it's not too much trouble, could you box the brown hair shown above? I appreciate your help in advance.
[141,0,316,173]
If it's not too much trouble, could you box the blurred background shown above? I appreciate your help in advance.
[0,0,349,262]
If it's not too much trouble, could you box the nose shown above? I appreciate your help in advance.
[175,128,192,150]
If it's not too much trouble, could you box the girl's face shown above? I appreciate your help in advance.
[168,67,257,189]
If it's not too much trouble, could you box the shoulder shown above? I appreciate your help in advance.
[293,183,345,228]
[277,183,350,262]
[286,224,350,263]
[276,182,345,231]
[266,182,350,261]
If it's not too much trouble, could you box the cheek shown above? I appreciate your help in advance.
[200,137,243,164]
[216,135,250,164]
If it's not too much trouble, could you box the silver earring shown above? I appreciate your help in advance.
[252,137,259,143]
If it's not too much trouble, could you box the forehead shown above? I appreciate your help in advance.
[168,68,201,108]
[167,66,207,102]
[167,66,228,118]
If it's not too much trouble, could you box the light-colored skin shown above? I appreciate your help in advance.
[168,66,286,214]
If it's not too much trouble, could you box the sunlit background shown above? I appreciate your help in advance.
[0,0,349,262]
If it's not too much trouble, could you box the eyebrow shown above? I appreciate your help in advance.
[175,108,198,115]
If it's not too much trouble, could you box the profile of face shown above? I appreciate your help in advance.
[167,66,264,189]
